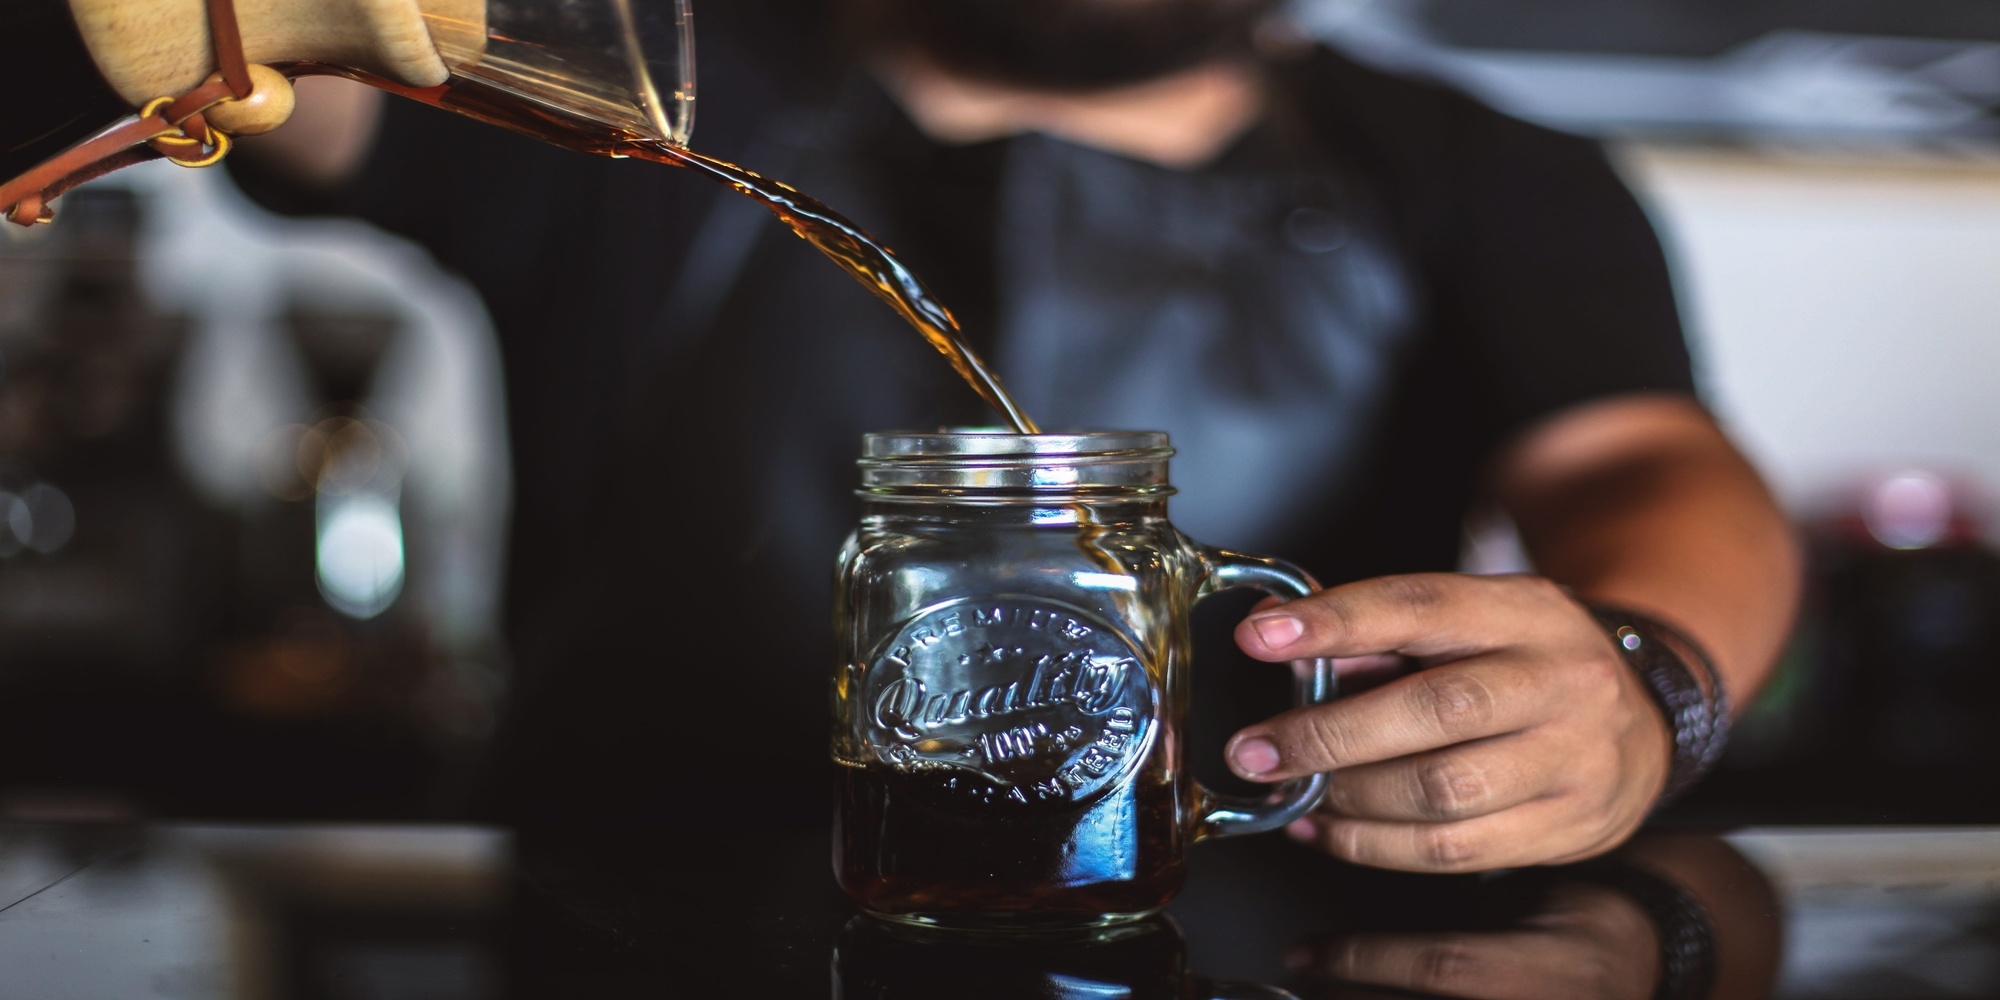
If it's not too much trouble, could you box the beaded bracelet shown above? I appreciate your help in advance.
[1585,604,1731,804]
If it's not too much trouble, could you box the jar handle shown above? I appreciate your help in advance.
[1191,548,1337,841]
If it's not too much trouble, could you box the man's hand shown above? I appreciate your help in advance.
[235,76,385,191]
[1224,573,1671,873]
[1229,395,1802,873]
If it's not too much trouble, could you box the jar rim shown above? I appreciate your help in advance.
[858,429,1175,494]
[861,429,1172,460]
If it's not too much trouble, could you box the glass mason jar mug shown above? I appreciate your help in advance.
[833,431,1337,930]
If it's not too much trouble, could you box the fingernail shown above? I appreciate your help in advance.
[1286,818,1316,842]
[1251,614,1303,649]
[1232,736,1281,777]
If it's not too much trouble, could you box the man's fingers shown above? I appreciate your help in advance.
[1285,798,1617,873]
[1331,653,1411,695]
[1235,573,1574,662]
[1226,655,1557,781]
[1314,732,1555,823]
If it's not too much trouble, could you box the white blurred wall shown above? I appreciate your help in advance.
[1615,145,2000,530]
[109,159,514,651]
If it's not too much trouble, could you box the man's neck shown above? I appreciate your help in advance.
[874,52,1265,171]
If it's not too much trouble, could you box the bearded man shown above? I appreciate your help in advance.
[3,0,1796,872]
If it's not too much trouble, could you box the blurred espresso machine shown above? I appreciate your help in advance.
[0,186,497,821]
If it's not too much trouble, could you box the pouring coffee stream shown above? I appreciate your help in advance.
[296,65,1043,435]
[655,140,1044,436]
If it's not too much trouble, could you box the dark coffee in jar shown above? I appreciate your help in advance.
[837,763,1186,919]
[836,603,1185,921]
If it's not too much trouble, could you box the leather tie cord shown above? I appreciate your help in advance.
[0,0,259,226]
[208,0,256,101]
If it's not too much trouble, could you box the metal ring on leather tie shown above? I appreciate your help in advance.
[136,95,233,168]
[162,129,233,169]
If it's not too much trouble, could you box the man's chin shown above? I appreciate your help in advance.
[858,0,1280,90]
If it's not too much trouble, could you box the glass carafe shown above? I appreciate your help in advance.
[297,0,696,150]
[832,430,1337,931]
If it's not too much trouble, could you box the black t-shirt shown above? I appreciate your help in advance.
[224,17,1695,820]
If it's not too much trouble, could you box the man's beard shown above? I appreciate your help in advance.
[856,0,1282,90]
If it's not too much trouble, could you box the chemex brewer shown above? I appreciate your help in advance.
[7,0,1042,436]
[833,430,1337,930]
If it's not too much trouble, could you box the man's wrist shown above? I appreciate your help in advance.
[1584,603,1731,804]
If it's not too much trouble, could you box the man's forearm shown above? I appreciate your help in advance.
[1499,394,1802,709]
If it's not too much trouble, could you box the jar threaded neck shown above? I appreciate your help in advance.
[859,430,1175,495]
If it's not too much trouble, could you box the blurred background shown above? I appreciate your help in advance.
[2,0,1998,823]
[0,165,512,821]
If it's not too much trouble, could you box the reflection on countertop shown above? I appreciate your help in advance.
[0,822,1994,998]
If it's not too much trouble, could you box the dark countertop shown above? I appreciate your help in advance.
[0,821,1995,998]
